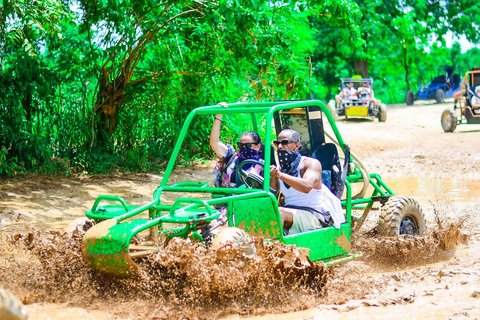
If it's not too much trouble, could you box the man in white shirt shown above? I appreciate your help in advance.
[270,129,345,235]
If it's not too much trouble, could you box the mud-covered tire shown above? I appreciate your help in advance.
[0,288,28,320]
[436,89,445,103]
[211,227,255,256]
[406,90,415,105]
[378,103,387,122]
[377,196,426,236]
[327,100,337,120]
[441,109,457,132]
[64,217,94,235]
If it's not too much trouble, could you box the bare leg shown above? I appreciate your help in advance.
[335,94,341,106]
[279,207,294,230]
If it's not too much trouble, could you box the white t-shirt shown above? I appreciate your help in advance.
[342,87,357,98]
[358,86,372,98]
[279,157,345,228]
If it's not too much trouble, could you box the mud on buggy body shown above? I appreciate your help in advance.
[82,100,424,278]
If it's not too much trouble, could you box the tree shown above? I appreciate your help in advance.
[75,0,361,147]
[0,0,71,172]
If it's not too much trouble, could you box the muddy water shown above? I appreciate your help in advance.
[26,305,113,320]
[1,171,478,319]
[2,174,478,232]
[385,177,480,203]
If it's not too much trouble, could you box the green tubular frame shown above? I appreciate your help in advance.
[83,100,398,276]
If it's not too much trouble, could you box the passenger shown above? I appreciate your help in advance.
[270,129,345,235]
[335,81,357,107]
[210,107,264,188]
[357,81,381,107]
[471,87,480,110]
[357,82,374,100]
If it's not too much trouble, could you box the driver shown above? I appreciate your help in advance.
[335,81,357,106]
[472,86,480,111]
[270,129,345,235]
[210,110,264,188]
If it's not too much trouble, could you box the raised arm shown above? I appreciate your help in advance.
[210,114,229,158]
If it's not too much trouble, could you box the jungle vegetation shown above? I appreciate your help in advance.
[1,0,479,176]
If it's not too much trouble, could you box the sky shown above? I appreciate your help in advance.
[444,32,478,53]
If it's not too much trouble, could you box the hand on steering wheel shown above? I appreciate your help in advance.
[236,159,279,196]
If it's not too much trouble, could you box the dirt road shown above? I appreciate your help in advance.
[1,101,480,319]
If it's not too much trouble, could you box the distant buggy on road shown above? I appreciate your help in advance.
[441,68,480,132]
[407,66,462,105]
[328,78,387,122]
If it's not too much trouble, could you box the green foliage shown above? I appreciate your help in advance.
[0,0,479,176]
[0,147,22,176]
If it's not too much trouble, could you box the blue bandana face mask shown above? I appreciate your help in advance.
[278,150,302,177]
[277,150,302,189]
[237,147,260,170]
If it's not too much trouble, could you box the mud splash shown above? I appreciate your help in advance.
[1,228,327,319]
[352,210,469,269]
[0,212,471,319]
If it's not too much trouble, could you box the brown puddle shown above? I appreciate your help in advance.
[384,177,480,203]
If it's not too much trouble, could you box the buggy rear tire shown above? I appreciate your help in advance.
[436,89,445,103]
[0,288,28,320]
[406,90,415,105]
[378,104,387,122]
[441,109,457,132]
[327,100,337,120]
[377,196,426,236]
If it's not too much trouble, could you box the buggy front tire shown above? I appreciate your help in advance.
[377,196,426,236]
[406,90,415,105]
[211,227,256,256]
[0,288,28,320]
[378,103,387,122]
[436,89,445,103]
[441,109,457,132]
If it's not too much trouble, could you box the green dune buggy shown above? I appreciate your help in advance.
[81,100,425,278]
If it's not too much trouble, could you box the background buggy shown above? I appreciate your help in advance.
[441,68,480,132]
[328,78,387,122]
[407,66,462,105]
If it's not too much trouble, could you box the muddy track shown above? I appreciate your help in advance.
[1,102,480,319]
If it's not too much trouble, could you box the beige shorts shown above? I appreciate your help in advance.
[284,209,321,236]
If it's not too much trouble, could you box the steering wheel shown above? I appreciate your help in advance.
[236,159,279,196]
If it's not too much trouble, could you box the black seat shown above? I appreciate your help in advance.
[311,143,350,199]
[452,74,460,90]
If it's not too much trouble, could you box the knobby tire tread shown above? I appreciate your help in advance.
[377,196,426,236]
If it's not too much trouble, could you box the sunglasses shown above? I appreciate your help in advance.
[273,139,297,147]
[237,142,258,149]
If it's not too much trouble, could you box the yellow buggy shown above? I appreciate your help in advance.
[328,78,387,122]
